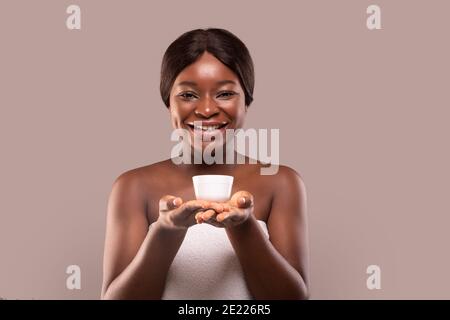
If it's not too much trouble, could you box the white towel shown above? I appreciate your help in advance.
[157,220,269,300]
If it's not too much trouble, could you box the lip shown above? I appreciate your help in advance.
[185,121,229,128]
[184,121,231,142]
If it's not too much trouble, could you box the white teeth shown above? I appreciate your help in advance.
[193,125,221,131]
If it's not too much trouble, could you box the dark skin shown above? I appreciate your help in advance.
[101,52,309,300]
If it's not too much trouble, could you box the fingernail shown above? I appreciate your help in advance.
[240,197,246,205]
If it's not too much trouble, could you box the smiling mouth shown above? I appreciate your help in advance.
[186,122,229,132]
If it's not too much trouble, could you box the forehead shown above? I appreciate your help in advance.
[175,52,239,85]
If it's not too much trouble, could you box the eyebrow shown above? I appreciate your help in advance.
[177,81,198,87]
[216,80,237,86]
[176,80,237,87]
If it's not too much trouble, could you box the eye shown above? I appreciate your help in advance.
[217,91,237,99]
[178,91,198,100]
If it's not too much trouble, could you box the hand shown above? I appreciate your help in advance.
[157,195,224,230]
[196,191,254,228]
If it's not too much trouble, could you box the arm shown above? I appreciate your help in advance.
[101,173,187,300]
[225,166,310,299]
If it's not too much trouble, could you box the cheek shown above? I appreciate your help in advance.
[168,106,182,128]
[234,107,247,127]
[169,100,191,127]
[169,111,178,129]
[225,99,247,126]
[220,96,245,114]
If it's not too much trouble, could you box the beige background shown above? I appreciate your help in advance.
[0,0,449,299]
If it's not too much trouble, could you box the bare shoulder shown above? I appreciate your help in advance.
[109,160,171,211]
[264,164,307,217]
[272,165,306,188]
[255,163,306,191]
[238,162,306,197]
[110,168,145,202]
[113,159,173,189]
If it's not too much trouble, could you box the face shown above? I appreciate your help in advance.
[169,51,247,152]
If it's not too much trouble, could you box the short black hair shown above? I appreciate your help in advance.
[160,28,255,108]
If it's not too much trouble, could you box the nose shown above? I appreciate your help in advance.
[194,96,219,118]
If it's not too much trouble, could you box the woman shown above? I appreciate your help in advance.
[101,28,309,300]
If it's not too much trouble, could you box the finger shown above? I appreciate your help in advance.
[201,209,216,222]
[238,197,249,208]
[177,200,211,223]
[205,202,224,213]
[230,191,254,208]
[183,200,209,213]
[159,195,183,211]
[216,212,231,223]
[195,211,204,224]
